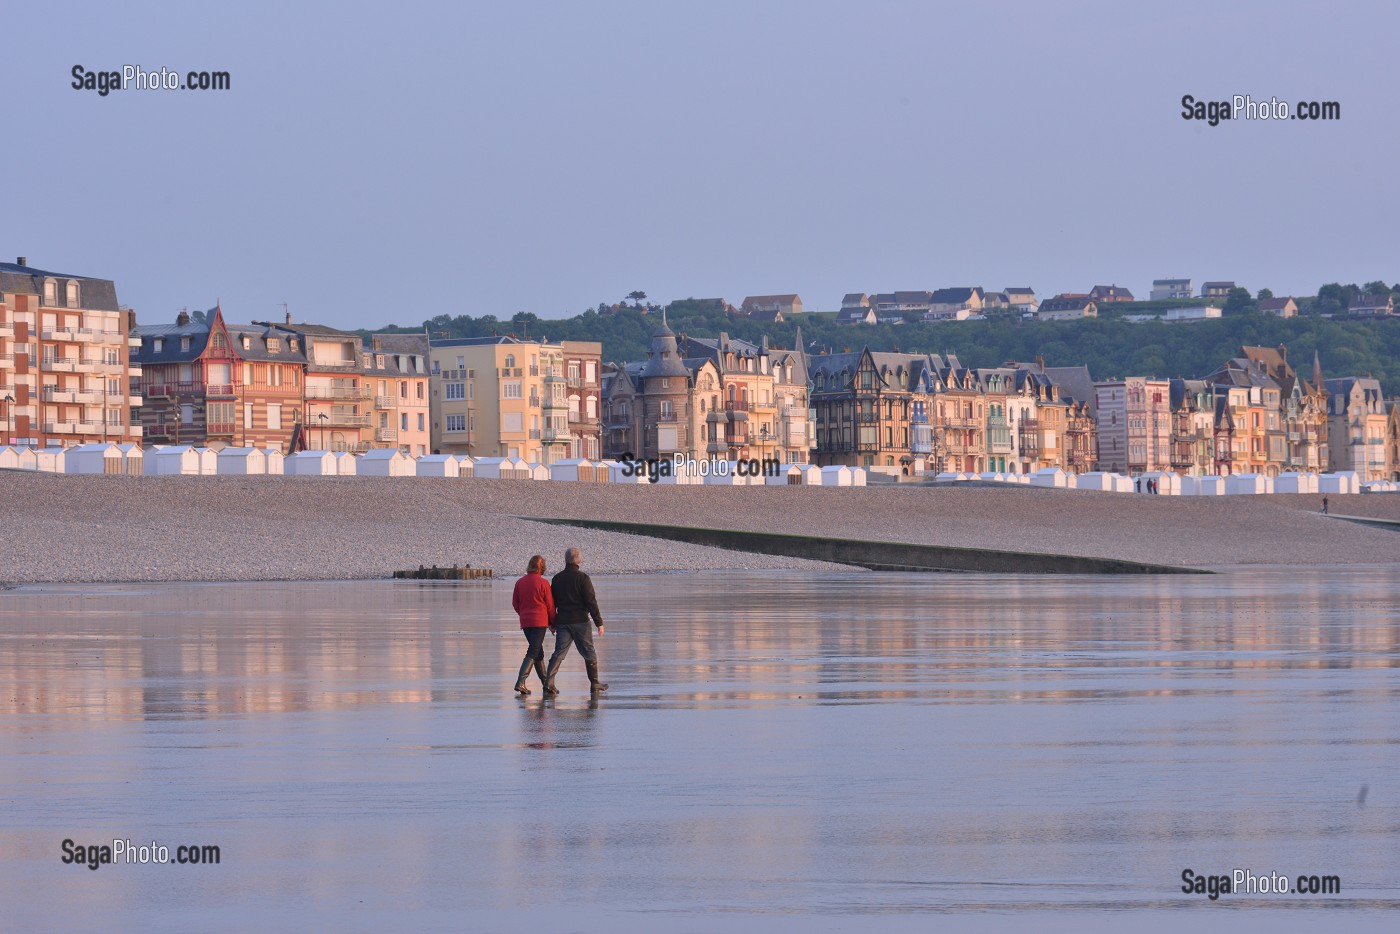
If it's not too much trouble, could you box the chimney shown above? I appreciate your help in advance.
[285,311,292,325]
[176,310,190,327]
[16,256,26,267]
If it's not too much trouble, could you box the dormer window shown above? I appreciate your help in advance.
[267,338,280,352]
[153,338,164,353]
[290,339,299,352]
[66,281,80,308]
[211,333,226,351]
[241,336,251,350]
[181,336,191,352]
[43,279,57,305]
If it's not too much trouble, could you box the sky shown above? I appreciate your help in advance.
[4,0,1397,329]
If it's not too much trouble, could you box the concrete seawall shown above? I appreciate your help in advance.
[527,518,1209,574]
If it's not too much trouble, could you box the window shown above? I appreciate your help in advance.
[446,414,466,432]
[504,354,515,369]
[585,361,596,383]
[65,281,80,308]
[180,403,193,425]
[586,396,597,418]
[242,336,251,350]
[244,403,254,429]
[268,404,282,430]
[456,356,465,369]
[44,280,57,305]
[181,336,191,352]
[153,338,164,353]
[270,365,281,387]
[445,382,465,400]
[401,413,408,431]
[400,381,407,398]
[417,413,425,431]
[212,333,226,351]
[503,380,522,399]
[267,338,280,352]
[416,381,424,399]
[503,412,523,432]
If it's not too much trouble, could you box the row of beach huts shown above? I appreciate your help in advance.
[1,444,1395,494]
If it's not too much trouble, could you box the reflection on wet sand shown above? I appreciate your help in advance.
[2,569,1398,930]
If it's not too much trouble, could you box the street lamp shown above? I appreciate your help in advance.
[317,412,328,451]
[759,424,771,461]
[3,393,13,445]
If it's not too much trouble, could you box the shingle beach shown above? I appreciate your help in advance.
[1,472,1396,584]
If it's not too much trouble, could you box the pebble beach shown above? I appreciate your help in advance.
[0,472,1396,584]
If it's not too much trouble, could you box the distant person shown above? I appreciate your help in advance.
[544,546,608,694]
[510,555,555,695]
[1322,496,1329,516]
[1136,477,1142,493]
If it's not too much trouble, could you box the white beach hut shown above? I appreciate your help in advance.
[151,444,200,476]
[1274,472,1319,495]
[1193,475,1223,496]
[820,465,854,487]
[768,464,804,486]
[416,454,460,478]
[521,460,550,481]
[850,467,868,487]
[114,443,144,475]
[263,449,285,475]
[660,459,706,485]
[33,447,65,472]
[216,447,267,476]
[286,450,336,476]
[549,458,594,483]
[0,446,20,470]
[13,447,39,471]
[1319,472,1360,495]
[359,448,415,477]
[473,457,508,479]
[1224,473,1268,496]
[454,455,476,479]
[793,464,823,485]
[65,443,123,475]
[1030,467,1069,488]
[594,459,646,484]
[1076,471,1115,492]
[1141,471,1182,496]
[192,447,218,475]
[703,465,747,485]
[331,451,358,476]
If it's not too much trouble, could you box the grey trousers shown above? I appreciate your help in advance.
[549,621,597,665]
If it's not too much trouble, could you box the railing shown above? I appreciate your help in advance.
[542,428,573,443]
[566,376,582,388]
[41,357,78,371]
[528,396,541,408]
[567,410,582,423]
[207,422,236,435]
[855,411,879,423]
[375,427,398,442]
[528,429,541,440]
[206,384,235,397]
[725,399,749,412]
[305,385,372,401]
[656,412,679,422]
[321,413,373,427]
[542,395,569,409]
[375,395,398,408]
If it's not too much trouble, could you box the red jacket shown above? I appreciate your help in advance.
[512,572,556,628]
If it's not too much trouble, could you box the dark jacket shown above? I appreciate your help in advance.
[551,563,603,629]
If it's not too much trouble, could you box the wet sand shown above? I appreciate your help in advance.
[2,570,1397,931]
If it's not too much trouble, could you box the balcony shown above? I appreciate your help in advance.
[566,376,582,388]
[41,327,97,343]
[320,413,373,428]
[207,422,236,436]
[855,411,879,423]
[41,357,78,372]
[725,399,749,413]
[542,427,574,443]
[0,323,14,338]
[128,336,142,349]
[542,395,569,410]
[375,395,398,409]
[567,410,583,423]
[375,427,398,442]
[206,384,235,397]
[528,396,541,408]
[305,385,372,401]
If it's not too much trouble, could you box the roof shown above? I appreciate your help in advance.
[1258,297,1296,310]
[930,287,978,305]
[1038,296,1094,312]
[1153,278,1191,285]
[0,261,122,311]
[840,292,869,307]
[429,335,531,347]
[371,331,431,354]
[1202,280,1236,289]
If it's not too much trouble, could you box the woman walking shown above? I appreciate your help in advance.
[511,555,556,694]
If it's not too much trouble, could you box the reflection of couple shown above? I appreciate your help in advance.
[510,547,608,696]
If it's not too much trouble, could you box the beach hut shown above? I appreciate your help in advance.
[1362,480,1398,494]
[263,449,285,475]
[660,459,706,485]
[768,464,805,486]
[850,468,867,487]
[1076,472,1115,492]
[549,458,595,483]
[454,455,476,479]
[0,446,20,470]
[522,461,550,481]
[594,459,646,484]
[331,451,358,476]
[193,447,219,475]
[65,443,123,475]
[150,444,200,475]
[113,444,144,475]
[1193,475,1222,496]
[359,449,414,477]
[1319,472,1360,496]
[1274,472,1318,495]
[473,457,507,479]
[286,450,336,476]
[12,447,39,471]
[475,456,535,480]
[1141,471,1182,495]
[820,465,853,487]
[1224,473,1268,496]
[216,447,266,475]
[32,447,65,472]
[1030,467,1069,488]
[703,466,747,485]
[416,454,460,478]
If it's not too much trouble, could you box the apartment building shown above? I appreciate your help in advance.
[602,319,718,461]
[809,349,940,472]
[1325,377,1390,480]
[0,258,141,447]
[680,331,812,464]
[1094,377,1171,474]
[364,338,430,456]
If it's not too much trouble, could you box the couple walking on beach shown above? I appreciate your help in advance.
[510,546,608,696]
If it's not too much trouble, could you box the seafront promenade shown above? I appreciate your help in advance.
[1,473,1396,584]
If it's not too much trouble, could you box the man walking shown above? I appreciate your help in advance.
[544,546,608,695]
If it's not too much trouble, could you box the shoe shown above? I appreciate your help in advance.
[533,658,548,691]
[513,656,534,695]
[543,657,562,696]
[586,661,608,693]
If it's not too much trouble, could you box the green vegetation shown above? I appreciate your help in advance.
[374,297,1400,395]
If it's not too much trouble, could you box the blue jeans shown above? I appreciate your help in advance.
[549,621,597,665]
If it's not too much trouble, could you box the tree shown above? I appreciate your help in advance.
[1364,280,1390,296]
[1223,287,1255,315]
[626,290,647,306]
[1257,288,1274,301]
